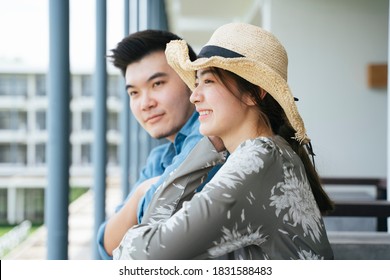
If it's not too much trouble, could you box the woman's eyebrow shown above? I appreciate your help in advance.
[196,69,215,79]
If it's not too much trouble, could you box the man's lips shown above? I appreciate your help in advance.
[145,113,164,124]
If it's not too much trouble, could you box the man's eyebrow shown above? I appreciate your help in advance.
[125,72,168,90]
[148,72,168,82]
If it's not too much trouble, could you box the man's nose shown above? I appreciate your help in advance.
[141,92,157,110]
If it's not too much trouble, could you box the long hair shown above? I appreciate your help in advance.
[108,30,197,76]
[213,68,334,215]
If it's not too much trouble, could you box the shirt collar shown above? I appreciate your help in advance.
[175,110,199,140]
[160,111,199,169]
[173,111,199,154]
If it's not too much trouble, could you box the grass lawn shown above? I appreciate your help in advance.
[0,225,40,238]
[70,186,89,203]
[0,186,89,238]
[0,226,14,237]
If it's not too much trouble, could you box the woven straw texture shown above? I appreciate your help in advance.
[165,22,309,144]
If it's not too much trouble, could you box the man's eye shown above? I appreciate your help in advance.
[128,91,137,97]
[153,81,165,88]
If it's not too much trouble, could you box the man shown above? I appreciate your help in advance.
[97,30,205,259]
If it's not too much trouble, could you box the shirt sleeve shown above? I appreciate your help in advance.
[96,144,169,259]
[137,130,203,223]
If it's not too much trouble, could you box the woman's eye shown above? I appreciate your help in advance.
[204,79,213,84]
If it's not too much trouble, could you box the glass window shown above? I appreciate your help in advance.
[0,144,10,163]
[81,111,92,130]
[35,143,46,165]
[0,75,27,96]
[0,110,27,130]
[0,144,27,164]
[18,111,27,131]
[36,75,46,96]
[108,112,118,131]
[0,76,7,96]
[36,110,46,131]
[81,75,92,96]
[81,143,91,164]
[108,75,120,98]
[24,188,44,224]
[108,144,118,165]
[0,111,9,129]
[0,189,7,224]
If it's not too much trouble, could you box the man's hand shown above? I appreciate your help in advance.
[103,176,160,256]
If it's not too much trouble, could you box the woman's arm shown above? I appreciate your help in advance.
[141,137,227,224]
[113,139,269,260]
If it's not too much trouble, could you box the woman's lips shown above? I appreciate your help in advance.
[198,109,212,120]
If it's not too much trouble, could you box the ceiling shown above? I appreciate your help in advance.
[165,0,264,52]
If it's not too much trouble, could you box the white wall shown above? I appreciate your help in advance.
[269,0,388,177]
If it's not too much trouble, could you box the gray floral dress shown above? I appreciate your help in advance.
[113,136,334,260]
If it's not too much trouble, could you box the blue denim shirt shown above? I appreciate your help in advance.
[97,112,222,259]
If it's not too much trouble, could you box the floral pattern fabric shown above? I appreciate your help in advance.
[113,136,334,260]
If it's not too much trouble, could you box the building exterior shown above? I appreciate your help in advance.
[0,67,122,224]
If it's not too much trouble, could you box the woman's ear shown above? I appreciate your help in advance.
[242,87,266,106]
[260,88,267,99]
[242,94,256,106]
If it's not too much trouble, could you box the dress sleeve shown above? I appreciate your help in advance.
[137,131,203,223]
[113,139,271,260]
[141,137,226,224]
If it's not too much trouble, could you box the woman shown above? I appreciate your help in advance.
[113,22,334,260]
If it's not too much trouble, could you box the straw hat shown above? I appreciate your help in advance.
[165,22,309,144]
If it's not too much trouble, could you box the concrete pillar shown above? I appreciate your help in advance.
[92,0,108,259]
[46,0,71,260]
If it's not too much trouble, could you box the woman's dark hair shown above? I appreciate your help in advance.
[213,68,334,215]
[108,29,197,76]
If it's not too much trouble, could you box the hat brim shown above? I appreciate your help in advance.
[165,40,309,144]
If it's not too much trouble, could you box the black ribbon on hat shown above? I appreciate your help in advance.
[198,45,245,59]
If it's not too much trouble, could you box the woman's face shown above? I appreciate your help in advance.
[190,68,258,151]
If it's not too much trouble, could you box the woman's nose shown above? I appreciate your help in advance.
[190,87,201,104]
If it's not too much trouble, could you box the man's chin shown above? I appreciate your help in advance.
[147,130,170,140]
[148,128,179,142]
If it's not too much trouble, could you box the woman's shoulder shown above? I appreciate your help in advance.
[236,136,284,153]
[234,136,296,163]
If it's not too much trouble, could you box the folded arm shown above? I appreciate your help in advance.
[103,176,159,256]
[113,138,259,260]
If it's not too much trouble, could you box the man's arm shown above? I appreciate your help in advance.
[103,176,159,256]
[96,143,170,259]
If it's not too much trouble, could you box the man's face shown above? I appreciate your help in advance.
[125,51,194,142]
